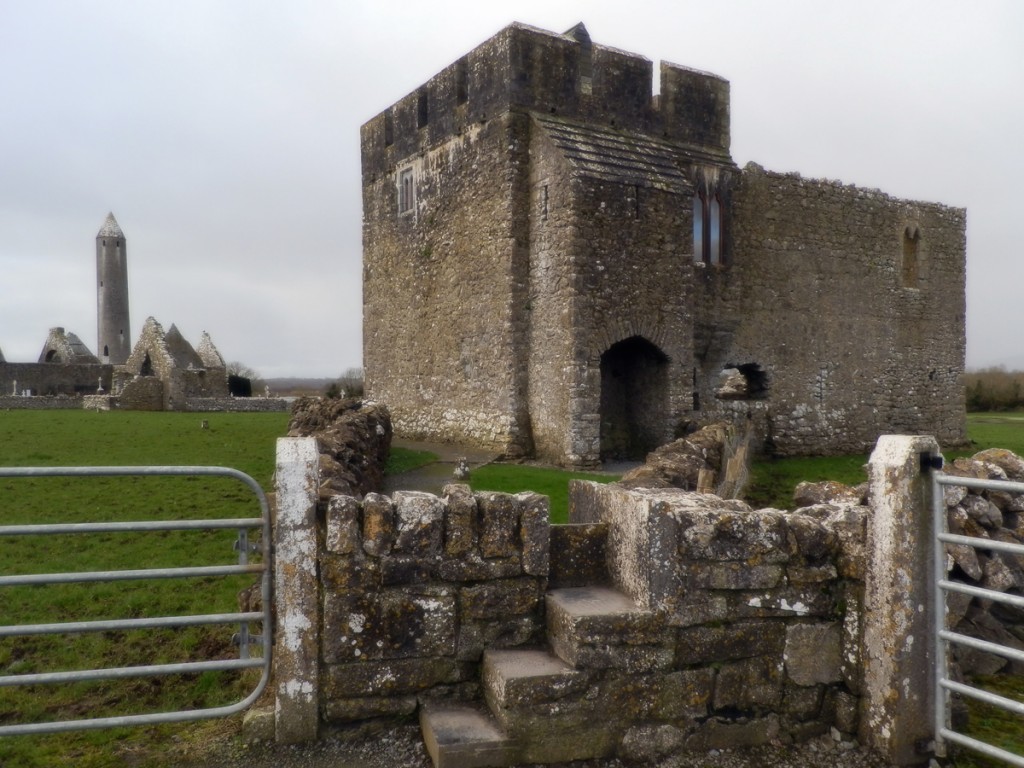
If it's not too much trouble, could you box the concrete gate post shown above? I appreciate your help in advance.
[273,437,320,743]
[862,434,941,765]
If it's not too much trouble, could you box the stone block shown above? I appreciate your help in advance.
[619,724,686,763]
[483,649,591,710]
[380,555,434,585]
[517,491,550,576]
[321,553,379,592]
[363,492,396,556]
[322,589,456,662]
[713,656,784,710]
[548,523,609,588]
[478,492,520,559]
[834,690,860,733]
[393,490,444,556]
[785,622,843,686]
[678,508,789,563]
[650,668,715,720]
[323,657,475,698]
[728,584,839,619]
[669,594,730,627]
[437,555,523,582]
[676,619,785,665]
[688,562,784,590]
[782,684,823,721]
[443,483,476,557]
[786,514,836,559]
[322,695,417,722]
[420,703,518,768]
[786,563,838,584]
[687,714,781,750]
[456,616,541,661]
[326,495,361,554]
[460,578,541,621]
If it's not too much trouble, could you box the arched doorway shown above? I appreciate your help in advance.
[599,336,669,460]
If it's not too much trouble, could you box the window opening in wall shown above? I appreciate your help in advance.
[103,345,109,357]
[398,167,415,215]
[693,195,704,263]
[715,363,768,400]
[693,191,724,265]
[384,111,394,147]
[417,87,429,129]
[902,226,920,287]
[455,59,468,104]
[708,196,721,265]
[540,184,549,220]
[141,353,154,377]
[45,350,58,363]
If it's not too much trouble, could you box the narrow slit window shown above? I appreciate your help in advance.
[709,196,721,265]
[902,226,920,287]
[693,194,705,264]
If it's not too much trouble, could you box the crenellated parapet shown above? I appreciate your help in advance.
[361,22,731,179]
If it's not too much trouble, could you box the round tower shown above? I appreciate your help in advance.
[96,212,131,364]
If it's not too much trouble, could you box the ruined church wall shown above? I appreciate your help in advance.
[697,163,966,455]
[0,362,111,397]
[362,110,533,455]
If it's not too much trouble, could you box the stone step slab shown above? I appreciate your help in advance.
[482,648,592,710]
[546,586,672,671]
[420,703,518,768]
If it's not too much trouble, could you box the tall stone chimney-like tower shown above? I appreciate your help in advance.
[96,212,130,364]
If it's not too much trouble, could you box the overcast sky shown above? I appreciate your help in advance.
[1,1,1021,378]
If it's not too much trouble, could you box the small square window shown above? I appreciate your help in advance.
[398,168,415,215]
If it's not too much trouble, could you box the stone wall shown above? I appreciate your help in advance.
[317,488,549,724]
[699,163,966,455]
[0,395,84,410]
[0,362,111,397]
[185,397,291,413]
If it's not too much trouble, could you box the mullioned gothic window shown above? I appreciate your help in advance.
[693,190,723,265]
[398,167,415,215]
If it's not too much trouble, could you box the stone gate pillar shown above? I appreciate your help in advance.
[862,434,941,765]
[274,437,320,743]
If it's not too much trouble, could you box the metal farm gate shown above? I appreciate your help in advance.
[0,466,272,735]
[932,466,1024,765]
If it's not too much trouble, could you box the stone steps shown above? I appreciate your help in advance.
[421,586,666,767]
[420,703,518,768]
[546,586,672,671]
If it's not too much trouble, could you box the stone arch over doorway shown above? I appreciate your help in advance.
[599,336,670,460]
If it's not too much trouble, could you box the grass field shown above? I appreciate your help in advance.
[0,410,289,768]
[2,410,1022,766]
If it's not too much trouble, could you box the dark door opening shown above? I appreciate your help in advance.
[599,336,669,461]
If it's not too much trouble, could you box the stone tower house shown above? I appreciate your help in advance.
[361,22,967,467]
[96,212,131,365]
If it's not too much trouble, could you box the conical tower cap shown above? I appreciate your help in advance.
[97,212,123,238]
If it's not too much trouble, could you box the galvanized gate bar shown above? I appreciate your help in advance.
[0,464,273,737]
[0,563,263,587]
[932,468,1024,764]
[0,518,264,535]
[0,611,263,637]
[0,658,264,687]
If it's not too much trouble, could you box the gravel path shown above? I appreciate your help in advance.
[162,724,903,768]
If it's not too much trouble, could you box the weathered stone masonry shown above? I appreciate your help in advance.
[362,22,966,466]
[272,435,942,765]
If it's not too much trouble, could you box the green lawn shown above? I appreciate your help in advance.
[468,464,618,524]
[0,410,289,768]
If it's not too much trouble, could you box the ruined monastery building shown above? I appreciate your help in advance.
[362,22,966,467]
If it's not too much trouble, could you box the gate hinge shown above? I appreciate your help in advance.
[920,452,943,473]
[232,632,264,646]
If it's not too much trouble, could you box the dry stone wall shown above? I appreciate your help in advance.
[319,487,550,723]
